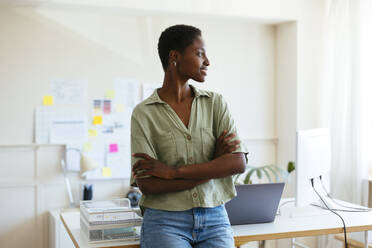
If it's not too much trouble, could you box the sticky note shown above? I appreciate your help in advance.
[109,143,118,153]
[93,116,102,125]
[115,104,125,113]
[93,99,101,107]
[88,129,98,137]
[103,100,111,114]
[43,95,54,106]
[105,90,115,99]
[83,142,93,152]
[102,167,112,177]
[93,100,102,114]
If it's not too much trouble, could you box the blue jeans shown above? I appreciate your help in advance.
[140,205,234,248]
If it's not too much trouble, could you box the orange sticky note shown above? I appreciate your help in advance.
[43,95,54,106]
[102,167,112,177]
[93,116,102,125]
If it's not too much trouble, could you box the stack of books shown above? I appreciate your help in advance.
[80,198,142,243]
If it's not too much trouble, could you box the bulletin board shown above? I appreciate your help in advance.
[35,78,160,179]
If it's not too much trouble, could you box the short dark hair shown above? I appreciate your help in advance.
[158,24,202,71]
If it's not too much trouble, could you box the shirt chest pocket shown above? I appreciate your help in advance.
[152,132,178,166]
[200,127,216,161]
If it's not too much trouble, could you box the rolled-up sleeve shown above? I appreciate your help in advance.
[130,115,157,186]
[214,94,249,161]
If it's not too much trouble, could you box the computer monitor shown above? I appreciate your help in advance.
[295,128,332,207]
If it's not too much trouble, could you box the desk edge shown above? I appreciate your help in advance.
[234,225,372,246]
[60,213,81,248]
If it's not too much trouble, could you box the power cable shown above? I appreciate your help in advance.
[311,178,348,248]
[319,176,371,212]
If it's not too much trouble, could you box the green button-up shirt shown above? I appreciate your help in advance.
[130,85,248,211]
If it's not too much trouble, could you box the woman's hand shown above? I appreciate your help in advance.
[214,130,240,158]
[132,153,177,180]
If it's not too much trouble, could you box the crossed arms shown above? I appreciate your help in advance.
[133,131,246,195]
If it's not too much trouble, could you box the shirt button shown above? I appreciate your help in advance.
[193,192,198,198]
[187,135,191,140]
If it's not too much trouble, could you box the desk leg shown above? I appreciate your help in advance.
[291,238,309,248]
[365,230,368,248]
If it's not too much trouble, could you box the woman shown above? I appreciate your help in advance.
[130,24,248,248]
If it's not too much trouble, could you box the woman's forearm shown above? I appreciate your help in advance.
[175,153,246,180]
[136,177,208,195]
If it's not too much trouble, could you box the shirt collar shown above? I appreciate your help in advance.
[144,84,211,105]
[191,85,212,98]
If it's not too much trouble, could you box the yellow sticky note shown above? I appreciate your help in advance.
[83,142,93,152]
[93,116,102,125]
[88,129,98,138]
[115,104,125,113]
[43,95,54,106]
[102,167,112,177]
[105,90,115,99]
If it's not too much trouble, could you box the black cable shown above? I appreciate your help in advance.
[311,178,348,248]
[319,176,371,211]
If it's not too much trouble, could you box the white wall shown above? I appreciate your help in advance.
[276,22,297,196]
[296,0,326,130]
[0,7,278,145]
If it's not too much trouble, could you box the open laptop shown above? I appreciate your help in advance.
[225,183,285,225]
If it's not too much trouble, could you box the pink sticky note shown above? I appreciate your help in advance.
[109,143,118,153]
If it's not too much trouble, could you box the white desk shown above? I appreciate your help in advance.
[233,205,372,247]
[61,201,372,248]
